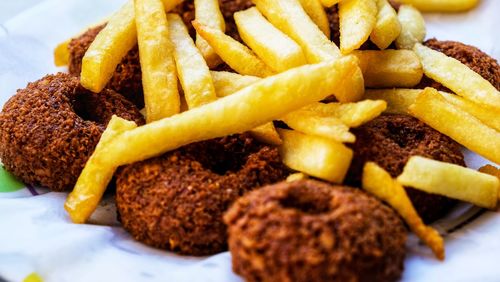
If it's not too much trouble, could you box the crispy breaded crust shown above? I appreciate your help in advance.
[347,114,465,222]
[0,73,144,191]
[225,179,407,282]
[115,134,288,256]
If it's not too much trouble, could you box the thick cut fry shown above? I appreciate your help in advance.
[80,0,183,93]
[65,116,138,224]
[398,0,479,12]
[136,0,180,122]
[253,0,340,63]
[414,43,500,109]
[194,0,225,67]
[54,39,70,66]
[409,88,500,164]
[254,0,365,102]
[302,100,387,127]
[397,156,499,209]
[362,162,444,260]
[298,0,331,37]
[168,14,216,109]
[249,122,283,145]
[281,111,356,143]
[395,5,425,49]
[319,0,340,8]
[234,7,307,72]
[80,1,137,93]
[211,71,261,97]
[440,92,500,132]
[68,57,358,222]
[339,0,377,54]
[193,21,274,77]
[278,129,353,183]
[353,50,423,88]
[364,88,420,114]
[370,0,401,50]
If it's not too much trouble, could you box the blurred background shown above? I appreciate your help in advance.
[0,0,44,23]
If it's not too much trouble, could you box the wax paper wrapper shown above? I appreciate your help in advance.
[0,0,499,281]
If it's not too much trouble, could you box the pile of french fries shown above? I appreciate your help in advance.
[54,0,498,260]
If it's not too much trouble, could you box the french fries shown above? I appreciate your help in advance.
[302,100,387,127]
[80,0,183,93]
[193,21,274,77]
[319,0,341,8]
[398,0,479,12]
[440,92,500,132]
[286,172,309,182]
[353,50,423,88]
[194,0,225,68]
[395,5,426,49]
[281,111,356,143]
[211,71,261,97]
[253,0,340,63]
[80,1,137,93]
[68,57,358,222]
[397,156,499,209]
[362,162,445,260]
[54,40,70,67]
[168,14,216,109]
[409,88,500,164]
[234,7,307,72]
[278,129,353,183]
[370,0,401,50]
[364,88,420,114]
[253,0,365,102]
[414,43,500,109]
[249,122,283,145]
[135,0,180,122]
[339,0,378,54]
[298,0,331,38]
[65,116,138,224]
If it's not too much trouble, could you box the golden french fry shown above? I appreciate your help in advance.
[193,21,275,77]
[68,57,358,222]
[339,0,378,54]
[440,92,500,132]
[194,0,225,68]
[319,0,340,8]
[253,0,340,63]
[353,49,423,88]
[136,0,180,122]
[370,0,401,49]
[298,0,331,37]
[65,116,138,224]
[395,5,425,49]
[234,7,307,72]
[397,156,499,209]
[362,162,445,260]
[398,0,479,12]
[211,71,261,97]
[409,88,500,164]
[479,165,500,180]
[278,129,353,183]
[249,122,283,145]
[302,100,387,127]
[80,0,183,93]
[414,43,500,109]
[254,0,365,102]
[364,88,420,114]
[286,172,309,182]
[282,111,356,143]
[168,14,216,109]
[54,40,70,67]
